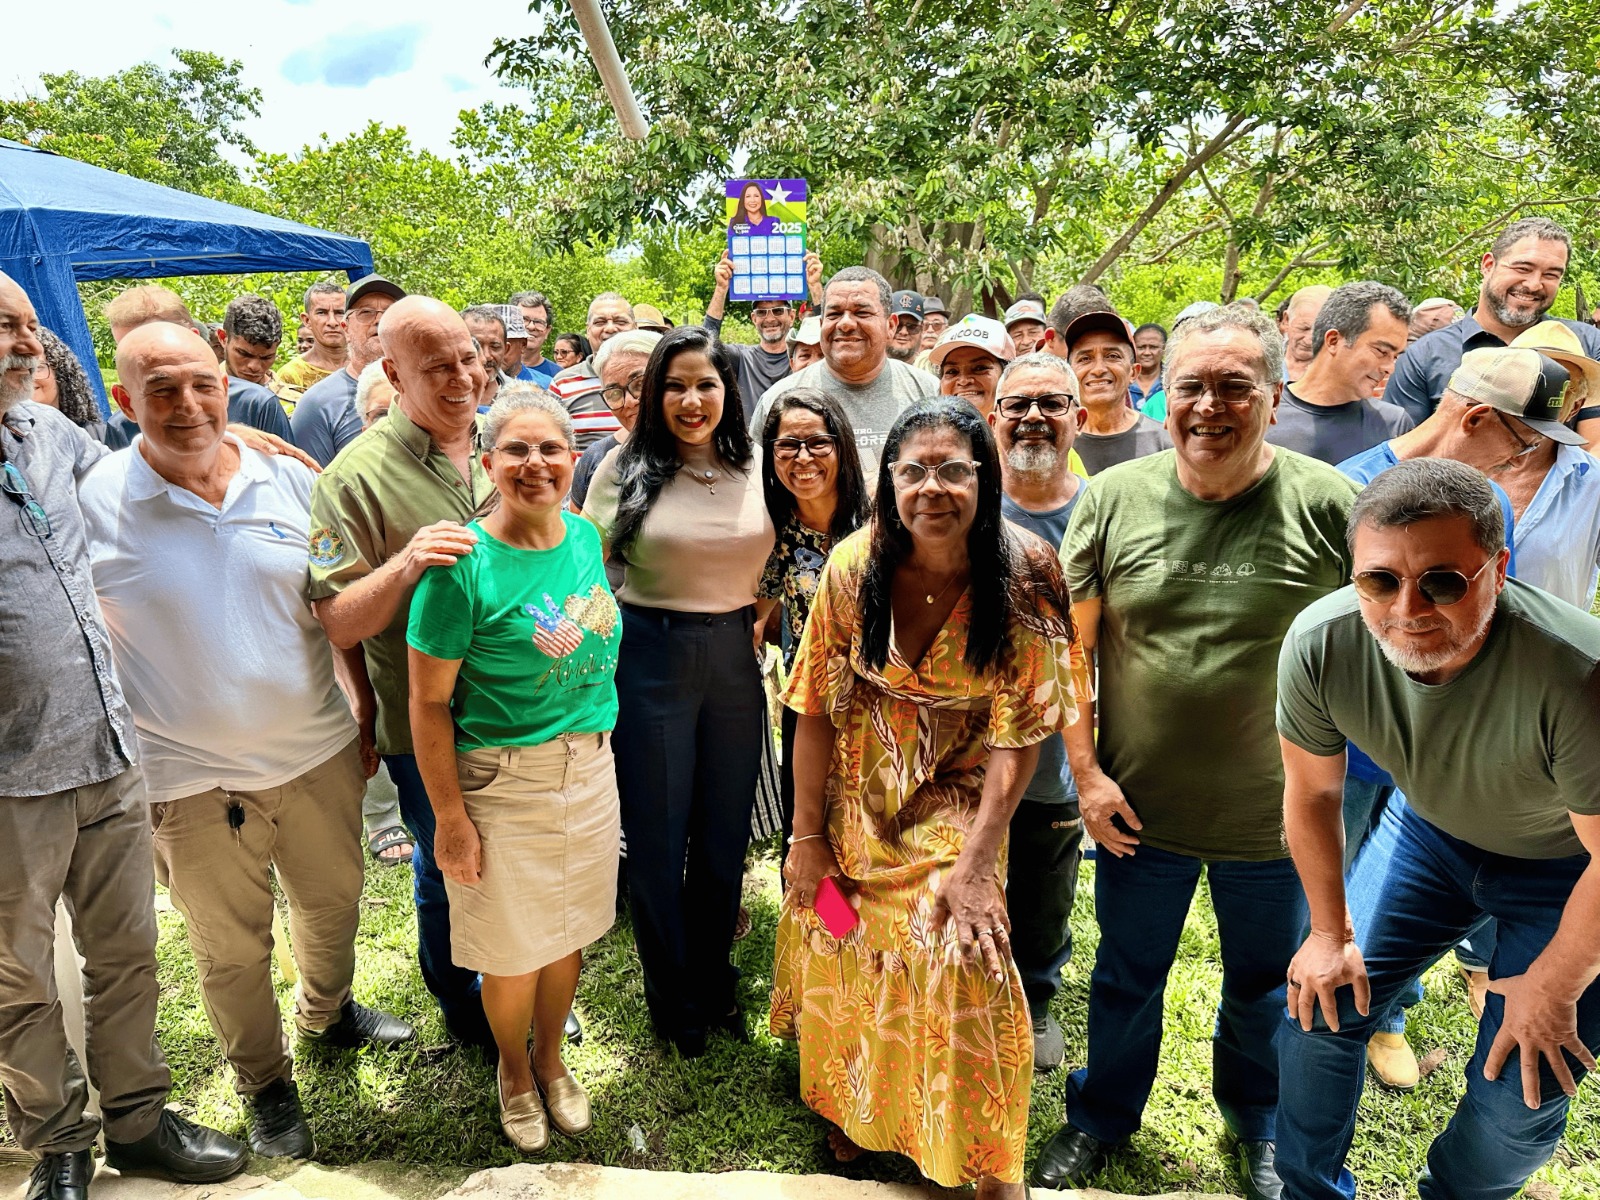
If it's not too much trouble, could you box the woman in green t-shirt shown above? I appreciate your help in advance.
[408,387,621,1155]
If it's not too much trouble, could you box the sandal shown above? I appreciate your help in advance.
[368,825,414,866]
[733,906,753,942]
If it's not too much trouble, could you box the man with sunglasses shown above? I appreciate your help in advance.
[0,273,251,1200]
[1275,457,1600,1200]
[707,250,823,417]
[986,352,1088,1072]
[1041,306,1360,1199]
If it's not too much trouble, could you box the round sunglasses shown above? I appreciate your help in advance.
[1352,555,1498,607]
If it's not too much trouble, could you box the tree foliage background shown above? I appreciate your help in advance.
[3,0,1599,367]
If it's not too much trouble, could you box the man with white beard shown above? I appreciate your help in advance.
[1274,457,1600,1200]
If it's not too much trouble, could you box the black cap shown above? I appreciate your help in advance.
[346,274,406,307]
[1062,310,1134,354]
[1522,355,1587,446]
[921,295,948,316]
[889,290,925,320]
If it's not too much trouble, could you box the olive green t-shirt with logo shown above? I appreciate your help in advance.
[1278,580,1600,860]
[1061,449,1359,860]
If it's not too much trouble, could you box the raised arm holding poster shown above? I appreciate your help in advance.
[726,179,808,303]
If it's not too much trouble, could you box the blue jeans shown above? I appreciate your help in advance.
[384,754,488,1043]
[1066,843,1307,1143]
[1277,798,1599,1200]
[1342,777,1418,1035]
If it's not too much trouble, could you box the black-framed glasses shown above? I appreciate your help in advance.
[772,435,837,460]
[1353,555,1498,607]
[887,459,980,490]
[600,375,645,408]
[1,461,52,540]
[1496,411,1542,458]
[996,392,1077,419]
[492,439,572,465]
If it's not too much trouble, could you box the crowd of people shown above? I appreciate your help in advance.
[4,212,1600,1200]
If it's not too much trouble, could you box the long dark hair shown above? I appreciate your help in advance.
[729,181,768,230]
[37,328,100,429]
[609,326,753,557]
[861,399,1015,674]
[760,387,869,540]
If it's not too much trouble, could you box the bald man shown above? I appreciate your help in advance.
[306,297,498,1048]
[549,292,633,451]
[82,324,414,1158]
[0,281,249,1200]
[1280,285,1334,383]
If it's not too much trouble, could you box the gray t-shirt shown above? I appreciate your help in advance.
[1266,386,1414,466]
[753,358,937,478]
[1074,412,1172,476]
[1277,579,1600,859]
[290,367,361,467]
[1002,484,1086,807]
[705,314,794,420]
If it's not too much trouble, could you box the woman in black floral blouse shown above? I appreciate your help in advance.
[758,387,870,844]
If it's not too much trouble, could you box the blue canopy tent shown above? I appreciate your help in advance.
[0,137,374,412]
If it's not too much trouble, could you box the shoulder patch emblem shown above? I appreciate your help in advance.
[308,528,346,569]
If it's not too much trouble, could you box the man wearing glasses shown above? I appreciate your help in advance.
[1040,306,1360,1200]
[1275,457,1600,1200]
[290,275,407,467]
[510,292,559,387]
[569,329,663,529]
[706,250,823,418]
[986,352,1088,1073]
[0,273,251,1200]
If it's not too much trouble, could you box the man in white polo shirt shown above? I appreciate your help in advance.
[78,323,414,1161]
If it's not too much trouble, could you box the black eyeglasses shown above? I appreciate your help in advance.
[1496,411,1542,458]
[600,376,645,407]
[1352,555,1498,607]
[1,461,52,540]
[996,392,1076,419]
[771,435,837,460]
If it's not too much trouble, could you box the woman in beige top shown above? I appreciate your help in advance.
[584,326,776,1056]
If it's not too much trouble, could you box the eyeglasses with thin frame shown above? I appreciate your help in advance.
[1352,555,1499,607]
[600,375,645,408]
[1167,378,1264,408]
[995,392,1077,420]
[491,439,572,465]
[1,461,52,539]
[772,435,837,460]
[887,459,981,490]
[752,305,791,319]
[1496,411,1542,458]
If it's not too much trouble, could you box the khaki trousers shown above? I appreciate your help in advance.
[152,739,365,1095]
[0,766,170,1153]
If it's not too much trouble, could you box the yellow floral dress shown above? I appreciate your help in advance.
[770,526,1086,1186]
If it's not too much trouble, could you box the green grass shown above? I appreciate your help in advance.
[126,843,1600,1197]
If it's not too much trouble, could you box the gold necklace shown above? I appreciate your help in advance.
[918,565,964,605]
[684,464,720,495]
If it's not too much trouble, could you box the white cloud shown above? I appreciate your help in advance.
[8,0,551,159]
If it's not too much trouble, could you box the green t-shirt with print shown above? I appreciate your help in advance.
[1061,448,1359,860]
[407,514,620,750]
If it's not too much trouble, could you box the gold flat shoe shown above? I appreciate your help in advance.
[537,1070,592,1136]
[498,1067,548,1153]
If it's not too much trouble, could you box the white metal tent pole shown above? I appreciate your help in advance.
[567,0,650,141]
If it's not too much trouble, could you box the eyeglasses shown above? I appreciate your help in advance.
[1352,555,1498,607]
[772,435,837,460]
[600,376,644,407]
[887,459,980,490]
[752,305,791,319]
[1496,411,1542,458]
[1167,379,1264,407]
[492,439,572,464]
[523,318,551,331]
[1,461,52,540]
[995,392,1077,419]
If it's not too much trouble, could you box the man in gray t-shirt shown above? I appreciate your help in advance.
[1059,310,1172,475]
[750,266,936,477]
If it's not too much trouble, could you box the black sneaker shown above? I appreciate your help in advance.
[1032,1011,1066,1071]
[247,1078,314,1158]
[300,999,415,1050]
[103,1110,248,1184]
[25,1150,93,1200]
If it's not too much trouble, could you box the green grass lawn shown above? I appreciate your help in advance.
[136,844,1600,1198]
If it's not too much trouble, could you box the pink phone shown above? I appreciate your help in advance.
[814,876,859,939]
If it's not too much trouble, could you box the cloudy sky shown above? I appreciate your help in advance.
[11,0,555,158]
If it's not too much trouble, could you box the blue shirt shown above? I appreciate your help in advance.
[1383,314,1600,427]
[290,367,362,467]
[1336,442,1521,784]
[1001,484,1086,806]
[105,378,294,451]
[1509,443,1600,610]
[524,358,560,387]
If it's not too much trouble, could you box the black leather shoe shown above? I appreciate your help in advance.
[711,1006,750,1043]
[1031,1123,1106,1189]
[300,999,415,1050]
[104,1110,248,1184]
[25,1150,94,1200]
[672,1027,707,1058]
[247,1078,315,1159]
[564,1009,583,1046]
[1239,1140,1284,1200]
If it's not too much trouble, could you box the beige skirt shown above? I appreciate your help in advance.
[445,733,621,976]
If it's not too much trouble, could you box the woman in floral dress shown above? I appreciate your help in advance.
[771,399,1087,1197]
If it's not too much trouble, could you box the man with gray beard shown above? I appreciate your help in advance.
[987,351,1088,1072]
[1275,458,1600,1200]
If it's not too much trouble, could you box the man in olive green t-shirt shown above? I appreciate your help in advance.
[1274,458,1600,1200]
[1036,307,1358,1200]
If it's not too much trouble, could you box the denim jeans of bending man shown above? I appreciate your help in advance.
[384,753,489,1046]
[1065,843,1307,1143]
[1277,797,1600,1200]
[1342,777,1419,1035]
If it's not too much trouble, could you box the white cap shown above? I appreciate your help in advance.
[928,315,1016,369]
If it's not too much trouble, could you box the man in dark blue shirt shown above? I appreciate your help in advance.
[1385,217,1600,426]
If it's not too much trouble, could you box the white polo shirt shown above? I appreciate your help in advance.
[79,436,356,804]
